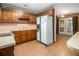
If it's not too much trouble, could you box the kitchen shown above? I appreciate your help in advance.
[0,3,55,56]
[0,3,79,56]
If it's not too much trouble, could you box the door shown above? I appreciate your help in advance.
[65,18,73,35]
[59,18,65,34]
[59,17,73,35]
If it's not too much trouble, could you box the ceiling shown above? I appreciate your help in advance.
[2,3,79,15]
[2,3,53,14]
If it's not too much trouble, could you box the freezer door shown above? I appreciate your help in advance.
[37,17,40,24]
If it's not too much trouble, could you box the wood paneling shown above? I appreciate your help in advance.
[41,9,54,16]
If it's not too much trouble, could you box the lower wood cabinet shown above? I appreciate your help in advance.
[0,46,14,56]
[20,30,28,43]
[12,30,36,44]
[13,31,21,44]
[27,30,36,40]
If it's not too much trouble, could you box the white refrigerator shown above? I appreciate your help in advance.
[37,15,53,45]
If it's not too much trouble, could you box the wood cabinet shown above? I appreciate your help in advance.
[13,31,21,44]
[21,13,30,19]
[11,10,19,22]
[20,30,28,43]
[12,30,37,44]
[29,14,37,24]
[0,8,2,22]
[2,8,12,22]
[0,4,2,22]
[0,46,14,56]
[1,7,37,23]
[27,30,36,40]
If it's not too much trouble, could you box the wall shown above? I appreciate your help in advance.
[40,8,54,16]
[56,13,79,33]
[64,13,79,31]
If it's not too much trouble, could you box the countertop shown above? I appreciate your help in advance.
[0,24,36,49]
[0,35,16,49]
[0,24,37,32]
[67,32,79,51]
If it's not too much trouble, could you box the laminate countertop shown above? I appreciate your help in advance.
[0,24,37,32]
[67,32,79,52]
[0,24,36,49]
[0,32,16,49]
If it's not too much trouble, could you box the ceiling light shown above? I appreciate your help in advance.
[24,3,31,7]
[24,4,28,7]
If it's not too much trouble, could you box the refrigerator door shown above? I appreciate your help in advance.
[47,16,53,45]
[37,17,41,41]
[41,16,53,45]
[41,16,47,44]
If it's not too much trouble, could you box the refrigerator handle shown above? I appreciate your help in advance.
[37,24,40,32]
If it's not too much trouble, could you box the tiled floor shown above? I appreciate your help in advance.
[14,34,79,56]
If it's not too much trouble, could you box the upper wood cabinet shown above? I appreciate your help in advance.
[11,10,19,22]
[0,8,2,22]
[0,4,2,22]
[1,7,37,23]
[29,14,37,24]
[20,13,30,19]
[2,8,12,22]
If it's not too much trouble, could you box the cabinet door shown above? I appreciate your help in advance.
[29,15,36,24]
[1,46,14,56]
[31,30,37,39]
[20,30,27,43]
[27,30,36,41]
[12,10,19,22]
[0,8,2,22]
[13,31,21,44]
[0,49,2,56]
[2,8,12,22]
[27,30,32,41]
